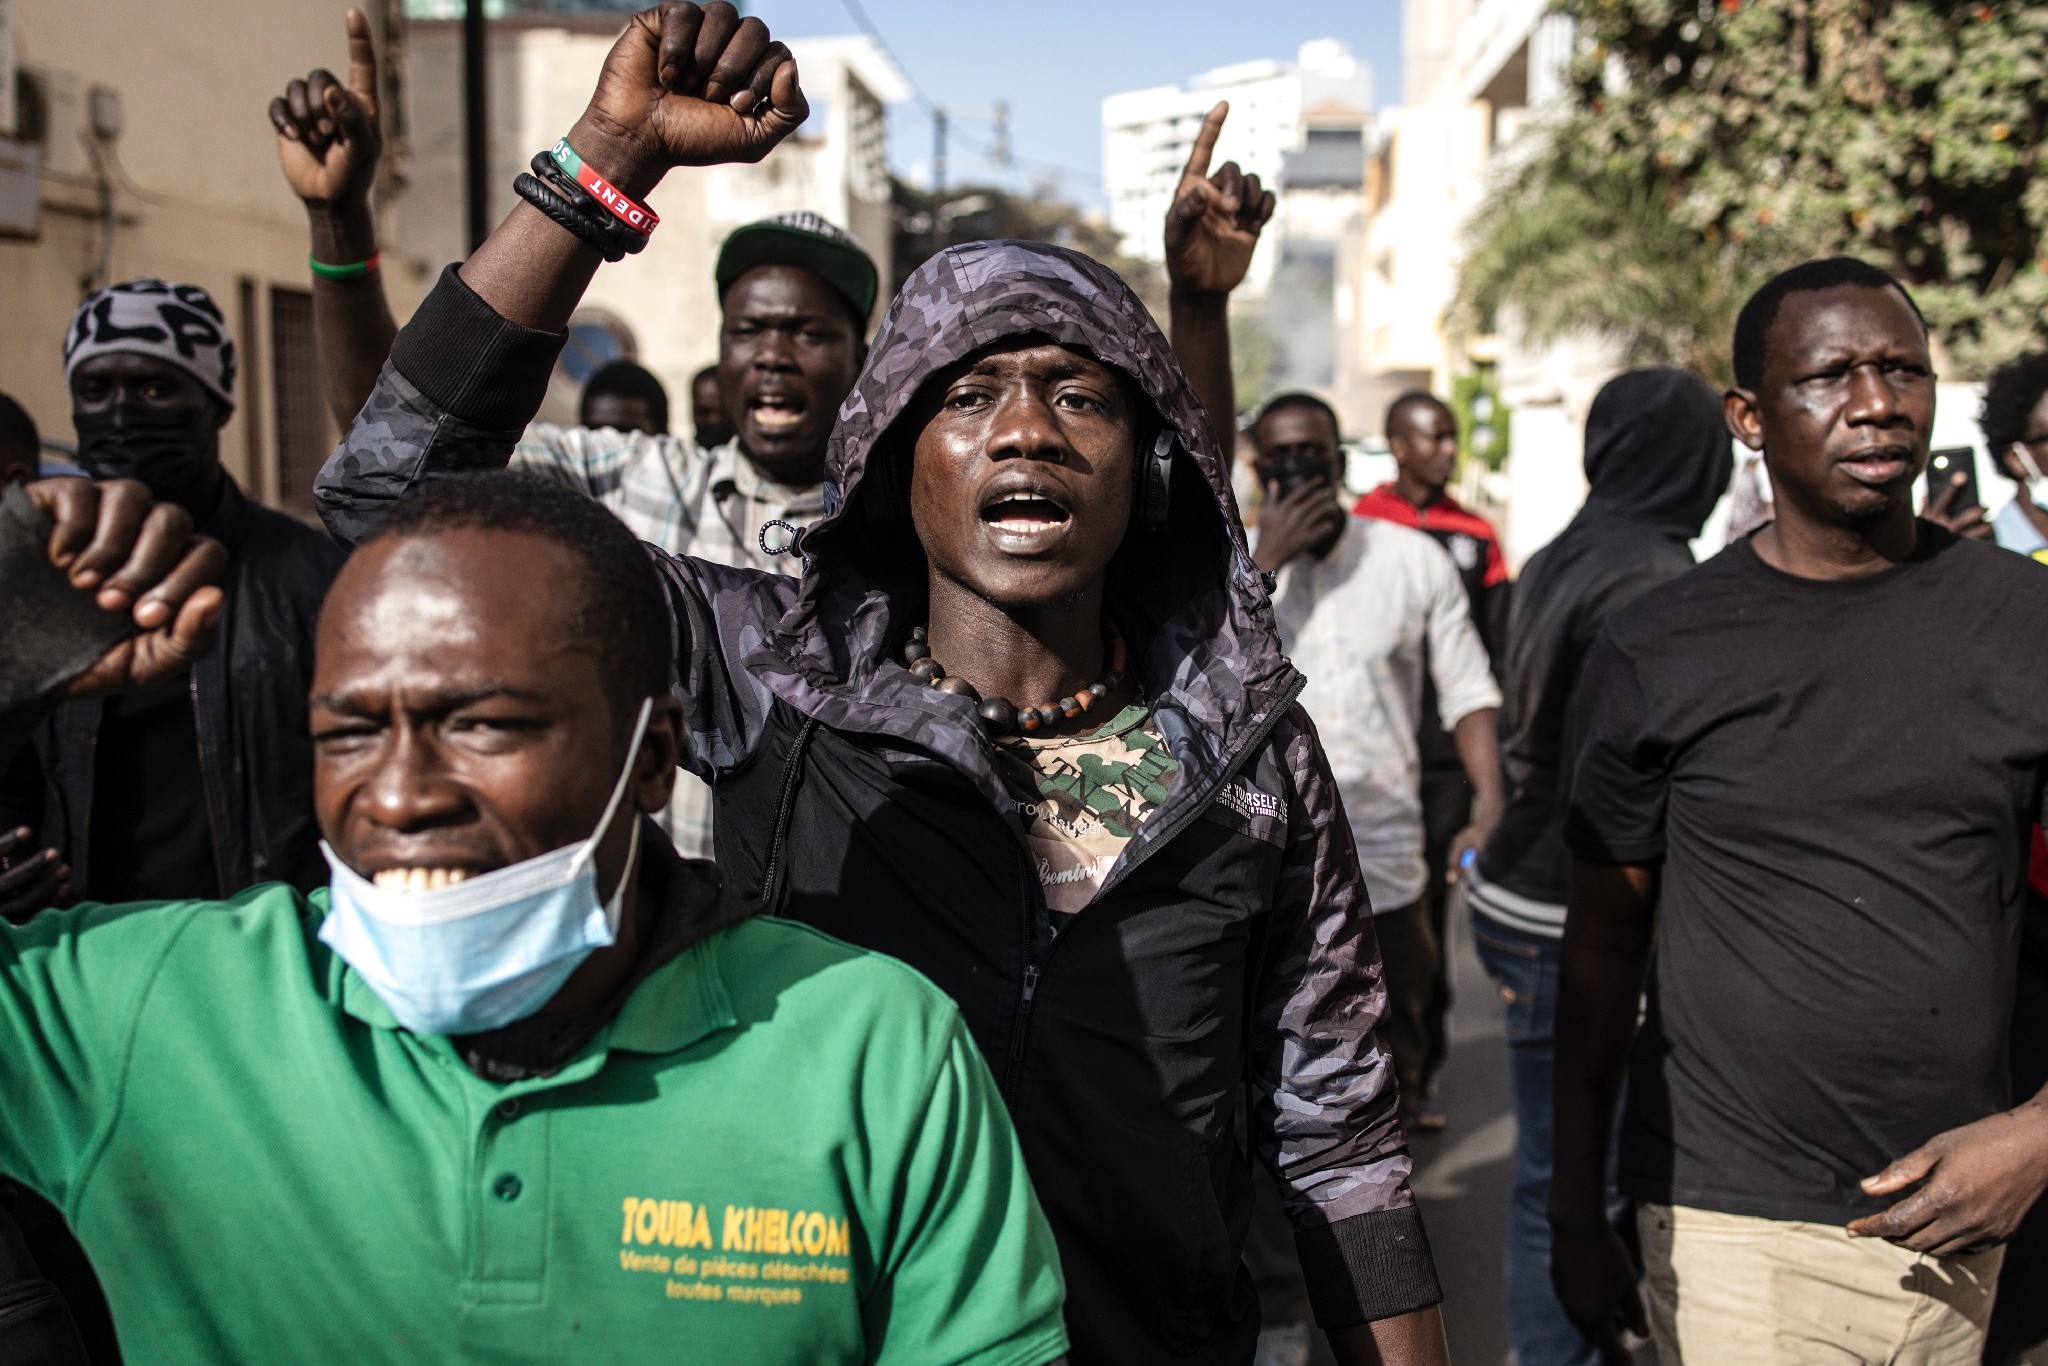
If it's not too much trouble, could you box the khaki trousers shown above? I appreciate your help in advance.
[1636,1202,2003,1366]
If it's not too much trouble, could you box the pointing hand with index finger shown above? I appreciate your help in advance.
[1164,102,1276,299]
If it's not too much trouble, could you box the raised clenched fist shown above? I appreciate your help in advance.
[568,2,808,198]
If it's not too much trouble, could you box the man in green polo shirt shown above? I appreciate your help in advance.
[0,470,1068,1365]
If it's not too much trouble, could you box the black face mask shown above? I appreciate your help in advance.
[73,404,218,509]
[1262,448,1335,500]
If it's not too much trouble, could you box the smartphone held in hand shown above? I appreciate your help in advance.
[1922,447,1979,517]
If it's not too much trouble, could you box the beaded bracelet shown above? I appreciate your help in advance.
[308,252,380,280]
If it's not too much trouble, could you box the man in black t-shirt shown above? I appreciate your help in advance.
[1549,258,2048,1366]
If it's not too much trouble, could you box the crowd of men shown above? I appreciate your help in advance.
[0,4,2045,1365]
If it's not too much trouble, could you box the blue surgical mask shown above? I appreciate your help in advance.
[2012,442,2048,506]
[318,699,653,1036]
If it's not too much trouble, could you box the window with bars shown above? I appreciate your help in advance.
[269,287,327,518]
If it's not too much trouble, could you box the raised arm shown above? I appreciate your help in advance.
[461,1,805,330]
[1164,103,1274,455]
[312,1,807,548]
[269,8,399,431]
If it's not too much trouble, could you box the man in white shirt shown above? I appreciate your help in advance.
[1252,394,1504,1127]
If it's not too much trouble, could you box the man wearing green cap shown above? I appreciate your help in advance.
[271,28,875,858]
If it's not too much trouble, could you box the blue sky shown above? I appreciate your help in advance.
[747,0,1405,209]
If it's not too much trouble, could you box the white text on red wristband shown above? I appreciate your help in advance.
[551,138,660,235]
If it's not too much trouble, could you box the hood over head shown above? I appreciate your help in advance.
[747,239,1297,814]
[1579,367,1731,539]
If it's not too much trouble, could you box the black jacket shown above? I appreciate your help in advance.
[1476,368,1731,910]
[316,248,1440,1363]
[0,473,343,900]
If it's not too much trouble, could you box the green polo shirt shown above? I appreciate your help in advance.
[0,885,1067,1365]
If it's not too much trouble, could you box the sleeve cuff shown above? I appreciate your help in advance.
[389,264,568,431]
[1294,1204,1443,1329]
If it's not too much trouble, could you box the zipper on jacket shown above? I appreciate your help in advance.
[760,713,820,912]
[996,674,1307,1108]
[1000,850,1051,1107]
[1094,673,1308,903]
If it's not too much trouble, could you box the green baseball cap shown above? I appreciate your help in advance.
[715,211,879,325]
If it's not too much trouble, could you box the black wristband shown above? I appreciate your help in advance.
[513,172,625,262]
[528,152,648,259]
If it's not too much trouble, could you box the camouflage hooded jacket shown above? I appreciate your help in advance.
[316,243,1437,1358]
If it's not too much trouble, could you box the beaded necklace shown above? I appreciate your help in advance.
[902,620,1127,737]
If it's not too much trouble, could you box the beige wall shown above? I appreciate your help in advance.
[0,0,423,508]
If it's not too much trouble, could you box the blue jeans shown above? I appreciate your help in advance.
[1473,915,1601,1366]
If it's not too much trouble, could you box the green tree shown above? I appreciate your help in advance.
[1455,0,2048,384]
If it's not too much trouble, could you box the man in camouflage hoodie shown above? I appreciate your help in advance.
[315,6,1446,1360]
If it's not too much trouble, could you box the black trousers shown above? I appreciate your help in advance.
[1417,767,1473,1092]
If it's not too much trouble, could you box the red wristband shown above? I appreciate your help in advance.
[550,138,659,235]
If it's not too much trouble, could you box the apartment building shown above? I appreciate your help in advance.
[1353,0,1597,563]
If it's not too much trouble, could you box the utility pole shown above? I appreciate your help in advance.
[463,0,488,253]
[931,102,1010,203]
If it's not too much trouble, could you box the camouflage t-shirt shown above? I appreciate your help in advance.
[992,700,1179,926]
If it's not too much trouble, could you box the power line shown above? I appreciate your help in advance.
[835,0,1100,189]
[836,0,934,115]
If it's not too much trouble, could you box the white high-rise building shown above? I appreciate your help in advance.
[1102,40,1371,297]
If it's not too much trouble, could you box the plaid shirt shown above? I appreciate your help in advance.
[513,423,826,857]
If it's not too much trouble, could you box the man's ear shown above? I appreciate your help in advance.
[208,397,233,433]
[1723,388,1764,452]
[635,695,684,811]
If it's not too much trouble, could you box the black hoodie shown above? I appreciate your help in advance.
[1475,367,1731,918]
[316,243,1440,1363]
